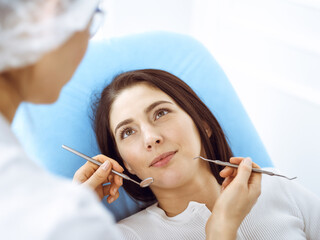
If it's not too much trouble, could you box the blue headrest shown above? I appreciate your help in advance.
[12,31,272,221]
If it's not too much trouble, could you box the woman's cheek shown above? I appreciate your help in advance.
[119,146,140,171]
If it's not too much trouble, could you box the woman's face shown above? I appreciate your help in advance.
[109,83,209,189]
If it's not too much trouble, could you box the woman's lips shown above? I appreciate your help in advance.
[150,151,176,167]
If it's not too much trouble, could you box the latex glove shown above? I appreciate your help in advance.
[206,157,261,240]
[73,154,124,204]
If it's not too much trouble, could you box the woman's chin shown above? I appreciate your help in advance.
[154,173,185,189]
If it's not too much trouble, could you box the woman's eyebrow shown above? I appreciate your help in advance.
[114,119,133,135]
[144,100,172,114]
[114,100,173,135]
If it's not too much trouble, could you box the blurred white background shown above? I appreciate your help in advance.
[95,0,320,196]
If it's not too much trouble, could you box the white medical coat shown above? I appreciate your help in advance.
[0,114,122,239]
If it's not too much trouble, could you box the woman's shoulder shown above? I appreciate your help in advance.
[258,167,318,215]
[238,168,320,239]
[260,168,296,198]
[260,167,311,194]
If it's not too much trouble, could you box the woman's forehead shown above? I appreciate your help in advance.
[114,83,172,107]
[109,83,174,126]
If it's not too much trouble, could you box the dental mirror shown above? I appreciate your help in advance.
[62,145,154,188]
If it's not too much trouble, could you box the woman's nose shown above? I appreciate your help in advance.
[143,127,162,150]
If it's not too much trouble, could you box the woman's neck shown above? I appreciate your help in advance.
[153,171,221,217]
[0,74,23,123]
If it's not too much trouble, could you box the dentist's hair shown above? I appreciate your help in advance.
[93,69,233,202]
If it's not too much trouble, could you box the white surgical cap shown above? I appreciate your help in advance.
[0,0,99,72]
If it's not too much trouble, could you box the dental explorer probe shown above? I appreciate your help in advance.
[194,156,297,180]
[62,145,154,187]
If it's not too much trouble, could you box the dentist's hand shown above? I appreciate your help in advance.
[73,154,124,203]
[219,157,261,191]
[206,157,261,240]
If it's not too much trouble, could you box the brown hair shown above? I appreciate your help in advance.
[93,69,233,202]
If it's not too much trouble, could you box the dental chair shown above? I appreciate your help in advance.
[12,31,273,221]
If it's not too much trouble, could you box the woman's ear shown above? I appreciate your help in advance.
[123,161,136,175]
[203,122,212,138]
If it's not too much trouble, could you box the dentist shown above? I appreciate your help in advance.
[0,0,260,239]
[0,0,123,239]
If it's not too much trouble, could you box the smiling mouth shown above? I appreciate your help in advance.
[150,151,177,167]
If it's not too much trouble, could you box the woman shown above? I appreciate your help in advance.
[0,1,259,239]
[76,69,320,239]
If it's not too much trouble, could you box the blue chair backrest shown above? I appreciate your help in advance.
[12,31,272,221]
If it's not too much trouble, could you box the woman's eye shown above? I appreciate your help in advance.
[155,109,169,120]
[121,128,135,139]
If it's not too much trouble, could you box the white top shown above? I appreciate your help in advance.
[0,114,122,240]
[118,171,320,239]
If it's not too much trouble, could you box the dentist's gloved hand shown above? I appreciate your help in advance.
[73,155,124,204]
[206,157,261,240]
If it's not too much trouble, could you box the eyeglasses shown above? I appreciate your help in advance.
[89,7,105,38]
